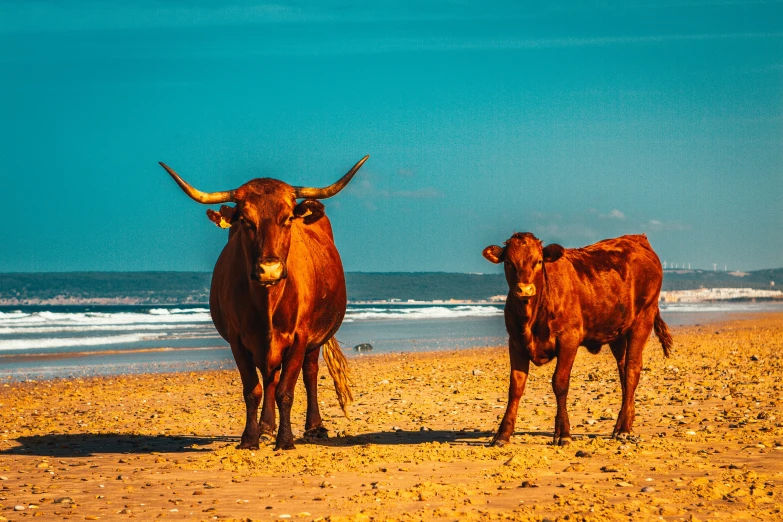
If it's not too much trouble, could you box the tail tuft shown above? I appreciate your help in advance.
[654,309,673,358]
[322,337,353,417]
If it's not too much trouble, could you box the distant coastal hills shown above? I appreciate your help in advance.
[0,269,780,306]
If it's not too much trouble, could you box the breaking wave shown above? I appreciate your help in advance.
[343,305,503,322]
[0,333,169,351]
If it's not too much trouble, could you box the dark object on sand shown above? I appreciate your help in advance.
[354,343,373,352]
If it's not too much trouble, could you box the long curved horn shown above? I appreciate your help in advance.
[294,155,369,199]
[159,162,235,204]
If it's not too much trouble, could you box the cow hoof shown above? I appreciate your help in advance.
[259,433,275,443]
[274,442,296,451]
[488,438,507,448]
[304,427,329,439]
[238,440,260,450]
[553,436,572,446]
[614,432,639,443]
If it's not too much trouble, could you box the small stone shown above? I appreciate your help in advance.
[520,480,539,488]
[419,426,432,431]
[641,486,655,493]
[377,379,389,385]
[472,369,483,376]
[14,506,25,511]
[53,497,73,504]
[751,355,760,361]
[119,508,131,514]
[0,476,7,480]
[575,450,591,458]
[117,475,129,480]
[616,481,633,487]
[192,490,203,495]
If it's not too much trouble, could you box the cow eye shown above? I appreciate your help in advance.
[240,217,255,230]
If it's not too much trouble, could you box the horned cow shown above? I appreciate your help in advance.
[162,156,368,450]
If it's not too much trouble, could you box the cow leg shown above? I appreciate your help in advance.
[258,368,279,440]
[230,339,262,450]
[490,341,530,447]
[302,346,328,438]
[613,310,655,437]
[609,336,628,424]
[552,340,579,446]
[275,343,307,451]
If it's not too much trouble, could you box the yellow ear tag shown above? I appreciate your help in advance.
[217,217,231,229]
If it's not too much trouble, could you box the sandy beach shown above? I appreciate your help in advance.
[1,313,782,521]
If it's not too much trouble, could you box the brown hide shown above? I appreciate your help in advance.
[484,233,673,446]
[210,204,346,355]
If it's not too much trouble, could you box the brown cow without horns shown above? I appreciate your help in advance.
[483,233,673,446]
[161,156,368,450]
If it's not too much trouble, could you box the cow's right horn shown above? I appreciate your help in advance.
[294,155,369,199]
[159,162,235,204]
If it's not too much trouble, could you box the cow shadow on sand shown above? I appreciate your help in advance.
[3,430,580,456]
[1,433,229,458]
[297,429,559,448]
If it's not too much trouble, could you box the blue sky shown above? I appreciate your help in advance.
[1,1,781,273]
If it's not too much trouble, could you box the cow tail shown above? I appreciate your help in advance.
[654,309,673,358]
[322,337,353,417]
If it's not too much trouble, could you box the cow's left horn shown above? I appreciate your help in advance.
[159,162,235,204]
[294,155,369,199]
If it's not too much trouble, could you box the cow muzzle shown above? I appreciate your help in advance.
[514,283,536,299]
[253,258,287,286]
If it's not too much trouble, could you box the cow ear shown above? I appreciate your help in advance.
[543,243,565,263]
[206,205,236,229]
[293,199,325,225]
[482,245,504,264]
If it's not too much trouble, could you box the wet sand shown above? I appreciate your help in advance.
[1,313,782,521]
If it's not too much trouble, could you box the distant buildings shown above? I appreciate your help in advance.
[660,288,783,303]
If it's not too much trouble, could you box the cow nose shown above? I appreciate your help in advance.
[257,258,285,282]
[515,283,536,297]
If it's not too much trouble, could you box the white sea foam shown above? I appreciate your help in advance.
[661,302,783,313]
[0,323,213,335]
[0,309,212,328]
[343,305,503,322]
[0,333,169,351]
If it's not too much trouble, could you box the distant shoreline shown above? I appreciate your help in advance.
[1,295,781,308]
